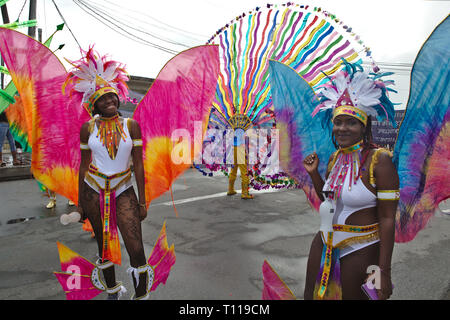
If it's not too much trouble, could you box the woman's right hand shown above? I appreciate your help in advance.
[303,152,319,174]
[77,206,86,222]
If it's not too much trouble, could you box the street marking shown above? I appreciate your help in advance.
[151,188,283,207]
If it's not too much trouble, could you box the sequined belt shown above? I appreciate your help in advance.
[85,164,131,193]
[317,223,379,299]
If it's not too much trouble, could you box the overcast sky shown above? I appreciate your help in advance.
[2,0,449,78]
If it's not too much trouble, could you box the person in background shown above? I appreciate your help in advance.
[0,112,21,166]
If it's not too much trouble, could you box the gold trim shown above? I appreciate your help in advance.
[132,139,143,147]
[80,143,90,150]
[333,105,368,126]
[369,148,393,186]
[228,114,252,130]
[377,189,400,201]
[327,151,340,173]
[335,231,379,249]
[88,86,118,106]
[84,167,132,193]
[333,223,379,233]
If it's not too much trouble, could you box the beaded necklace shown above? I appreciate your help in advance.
[326,140,363,200]
[96,114,127,160]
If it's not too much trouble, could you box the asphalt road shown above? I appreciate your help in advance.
[0,168,449,300]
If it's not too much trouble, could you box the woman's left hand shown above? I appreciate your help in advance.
[139,205,147,221]
[376,271,393,300]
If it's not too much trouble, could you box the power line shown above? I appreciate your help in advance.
[73,0,179,54]
[98,0,209,40]
[52,0,82,50]
[16,0,28,20]
[78,0,190,48]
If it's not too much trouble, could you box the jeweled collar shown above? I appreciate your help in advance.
[98,113,119,122]
[339,140,363,154]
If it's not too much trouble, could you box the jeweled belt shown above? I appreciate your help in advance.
[317,223,379,299]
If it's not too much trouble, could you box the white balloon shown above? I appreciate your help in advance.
[60,212,81,225]
[60,214,70,225]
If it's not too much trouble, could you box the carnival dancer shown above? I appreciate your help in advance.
[42,188,76,209]
[264,16,448,301]
[302,62,399,299]
[227,116,254,199]
[65,47,151,299]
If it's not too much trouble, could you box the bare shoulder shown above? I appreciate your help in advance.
[81,119,91,130]
[373,148,394,167]
[80,119,93,142]
[127,118,142,138]
[372,148,398,189]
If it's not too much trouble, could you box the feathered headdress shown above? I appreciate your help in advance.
[63,45,129,116]
[312,60,397,128]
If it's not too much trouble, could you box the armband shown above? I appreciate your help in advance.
[377,190,400,201]
[80,143,90,150]
[132,139,143,147]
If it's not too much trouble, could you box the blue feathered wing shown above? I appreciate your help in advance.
[268,60,335,210]
[392,16,450,242]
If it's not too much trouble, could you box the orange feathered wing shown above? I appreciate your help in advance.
[0,27,90,203]
[133,45,219,208]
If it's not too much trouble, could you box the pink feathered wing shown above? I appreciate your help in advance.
[148,221,176,291]
[0,28,90,203]
[133,45,219,208]
[262,260,296,300]
[53,242,103,300]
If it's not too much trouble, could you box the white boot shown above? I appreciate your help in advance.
[127,264,154,300]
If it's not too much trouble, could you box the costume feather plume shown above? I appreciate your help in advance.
[262,260,296,300]
[147,221,176,291]
[0,24,64,153]
[0,27,90,203]
[4,95,31,152]
[268,59,334,210]
[268,16,449,243]
[392,16,450,242]
[132,45,220,208]
[53,241,104,300]
[54,222,176,299]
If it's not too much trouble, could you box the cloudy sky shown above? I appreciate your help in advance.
[3,0,448,79]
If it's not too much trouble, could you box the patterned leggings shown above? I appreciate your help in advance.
[80,183,147,295]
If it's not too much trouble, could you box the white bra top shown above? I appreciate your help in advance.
[88,117,133,176]
[322,158,378,258]
[323,159,377,225]
[333,174,376,225]
[84,117,133,197]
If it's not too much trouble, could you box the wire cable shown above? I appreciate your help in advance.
[98,0,209,39]
[52,0,82,50]
[73,0,178,54]
[78,0,190,48]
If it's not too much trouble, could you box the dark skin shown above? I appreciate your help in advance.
[77,92,148,297]
[303,114,398,300]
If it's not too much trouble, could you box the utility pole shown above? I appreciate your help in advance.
[28,0,37,38]
[0,3,9,90]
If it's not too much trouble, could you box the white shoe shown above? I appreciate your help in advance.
[46,199,56,209]
[68,200,75,206]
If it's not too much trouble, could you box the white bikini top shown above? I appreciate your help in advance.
[324,159,376,225]
[88,117,133,176]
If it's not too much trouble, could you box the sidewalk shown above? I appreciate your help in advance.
[0,148,32,181]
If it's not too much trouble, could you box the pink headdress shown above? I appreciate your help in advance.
[63,45,129,116]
